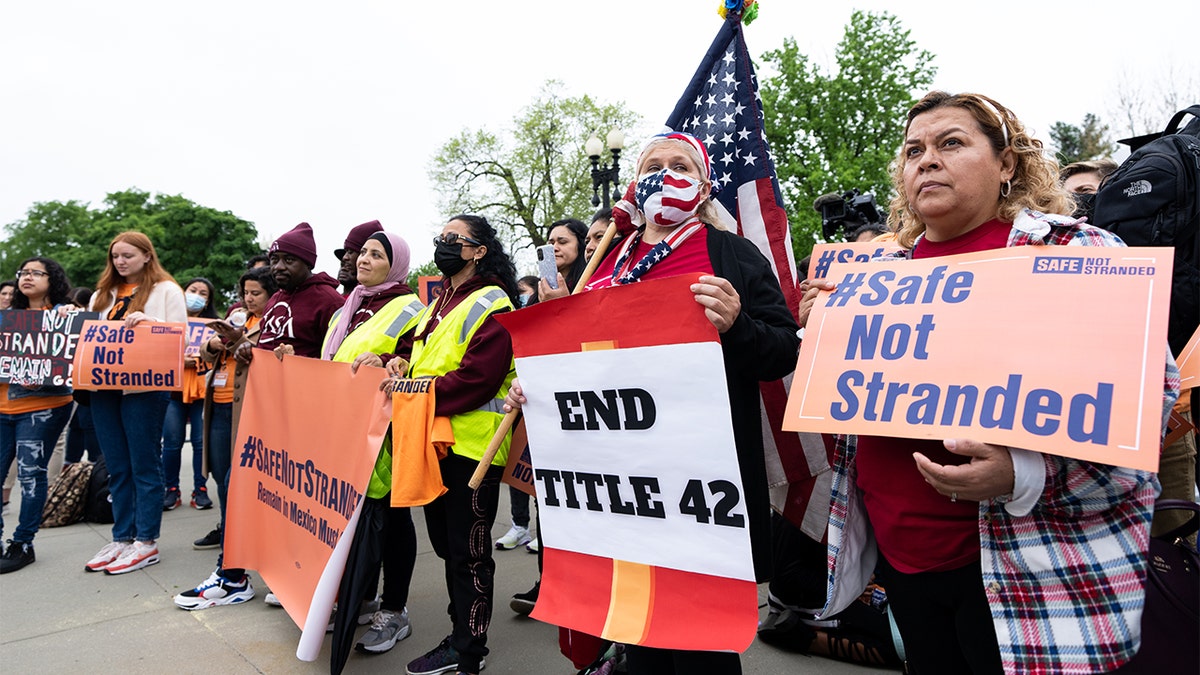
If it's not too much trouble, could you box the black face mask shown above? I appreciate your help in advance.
[434,241,470,277]
[1072,192,1096,223]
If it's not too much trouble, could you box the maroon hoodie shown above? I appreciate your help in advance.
[256,272,344,357]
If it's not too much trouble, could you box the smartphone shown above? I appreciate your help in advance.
[536,244,559,289]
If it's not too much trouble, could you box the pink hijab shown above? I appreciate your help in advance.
[322,231,411,360]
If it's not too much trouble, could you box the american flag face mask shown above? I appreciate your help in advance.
[635,168,705,228]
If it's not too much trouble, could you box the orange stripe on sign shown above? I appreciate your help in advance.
[580,340,617,351]
[600,559,653,643]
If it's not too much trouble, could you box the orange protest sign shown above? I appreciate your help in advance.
[501,416,536,497]
[784,247,1174,472]
[808,241,903,279]
[222,355,391,659]
[71,320,185,391]
[1176,325,1199,390]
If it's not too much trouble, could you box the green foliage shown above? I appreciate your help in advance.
[0,189,260,311]
[1049,113,1117,165]
[760,10,936,260]
[406,259,440,291]
[429,81,641,252]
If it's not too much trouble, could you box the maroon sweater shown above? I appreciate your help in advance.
[256,272,344,358]
[414,275,513,417]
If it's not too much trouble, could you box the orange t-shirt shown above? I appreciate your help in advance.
[0,384,72,414]
[211,315,259,405]
[107,283,138,320]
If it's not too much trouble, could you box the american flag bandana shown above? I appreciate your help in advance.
[613,132,720,236]
[610,219,706,285]
[636,168,706,228]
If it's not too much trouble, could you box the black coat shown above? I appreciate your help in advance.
[704,226,801,581]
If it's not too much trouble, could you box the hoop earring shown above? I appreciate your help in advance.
[1000,180,1012,198]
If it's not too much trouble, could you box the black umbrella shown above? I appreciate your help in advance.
[330,497,385,675]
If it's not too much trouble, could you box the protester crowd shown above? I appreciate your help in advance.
[0,91,1195,675]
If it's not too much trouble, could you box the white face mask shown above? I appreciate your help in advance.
[636,168,705,228]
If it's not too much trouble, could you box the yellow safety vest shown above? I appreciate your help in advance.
[321,293,425,499]
[409,285,515,465]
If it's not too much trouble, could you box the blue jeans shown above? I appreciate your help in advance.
[207,402,233,524]
[0,403,73,543]
[65,402,100,463]
[91,391,169,542]
[162,398,205,492]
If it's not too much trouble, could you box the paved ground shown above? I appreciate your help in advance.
[1,461,883,675]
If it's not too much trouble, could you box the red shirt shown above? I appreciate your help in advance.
[585,226,712,290]
[854,218,1011,573]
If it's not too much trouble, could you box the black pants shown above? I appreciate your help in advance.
[877,556,1003,675]
[360,499,417,611]
[424,452,502,673]
[625,645,742,674]
[508,485,530,528]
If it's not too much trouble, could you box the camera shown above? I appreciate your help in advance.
[814,189,887,241]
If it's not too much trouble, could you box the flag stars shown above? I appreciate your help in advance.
[719,152,734,166]
[723,71,737,87]
[722,50,735,65]
[742,152,757,166]
[703,113,716,127]
[737,128,751,141]
[720,132,734,146]
[721,91,736,106]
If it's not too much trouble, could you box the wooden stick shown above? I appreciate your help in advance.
[468,222,618,491]
[572,221,618,294]
[467,409,519,489]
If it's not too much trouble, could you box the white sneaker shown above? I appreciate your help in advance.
[104,540,160,575]
[526,536,540,553]
[495,524,532,550]
[85,541,130,572]
[174,570,255,610]
[264,592,282,607]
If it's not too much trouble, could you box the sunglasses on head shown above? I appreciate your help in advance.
[434,233,482,247]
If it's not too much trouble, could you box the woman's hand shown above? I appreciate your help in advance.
[205,335,226,352]
[539,275,569,301]
[273,344,295,361]
[913,439,1015,503]
[351,352,383,373]
[233,341,255,365]
[208,321,244,346]
[124,311,151,328]
[385,357,408,378]
[502,378,526,413]
[798,279,837,328]
[691,275,740,333]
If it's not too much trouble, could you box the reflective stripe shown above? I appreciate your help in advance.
[475,397,507,414]
[385,298,424,338]
[459,288,509,344]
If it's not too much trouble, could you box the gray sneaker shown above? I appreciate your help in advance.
[356,608,411,654]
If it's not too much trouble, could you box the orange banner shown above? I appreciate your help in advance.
[784,247,1174,472]
[71,320,185,391]
[808,241,903,280]
[222,354,391,654]
[501,416,535,497]
[1177,325,1199,390]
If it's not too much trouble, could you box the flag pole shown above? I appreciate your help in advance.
[468,222,618,489]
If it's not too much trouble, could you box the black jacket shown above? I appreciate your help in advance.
[704,226,801,581]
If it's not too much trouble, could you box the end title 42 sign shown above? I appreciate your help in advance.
[784,247,1174,472]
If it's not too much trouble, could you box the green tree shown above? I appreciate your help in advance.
[759,10,936,259]
[429,80,641,251]
[406,260,440,291]
[1049,113,1117,165]
[0,189,260,309]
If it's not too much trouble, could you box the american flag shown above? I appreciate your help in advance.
[664,14,833,541]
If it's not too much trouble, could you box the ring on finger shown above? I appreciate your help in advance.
[950,492,958,502]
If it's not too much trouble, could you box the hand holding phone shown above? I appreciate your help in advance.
[536,244,559,290]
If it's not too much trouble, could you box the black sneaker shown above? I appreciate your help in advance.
[510,581,539,616]
[406,635,484,675]
[191,487,214,510]
[0,539,35,574]
[164,487,182,511]
[193,524,222,550]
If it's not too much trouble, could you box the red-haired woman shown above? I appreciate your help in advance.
[84,231,186,575]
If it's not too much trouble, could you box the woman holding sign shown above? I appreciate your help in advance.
[383,215,517,675]
[0,257,76,573]
[505,132,802,675]
[806,92,1181,674]
[84,232,186,575]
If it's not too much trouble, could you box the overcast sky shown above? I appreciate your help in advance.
[2,1,1195,281]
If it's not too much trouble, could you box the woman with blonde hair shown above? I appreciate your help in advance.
[806,91,1179,674]
[84,231,187,575]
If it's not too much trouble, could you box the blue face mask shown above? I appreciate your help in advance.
[185,292,207,312]
[518,293,532,307]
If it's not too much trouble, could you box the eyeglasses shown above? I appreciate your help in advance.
[434,233,482,247]
[16,270,49,279]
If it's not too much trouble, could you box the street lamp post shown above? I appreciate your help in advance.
[586,129,625,210]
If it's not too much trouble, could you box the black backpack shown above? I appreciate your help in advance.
[1092,105,1200,357]
[84,453,114,524]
